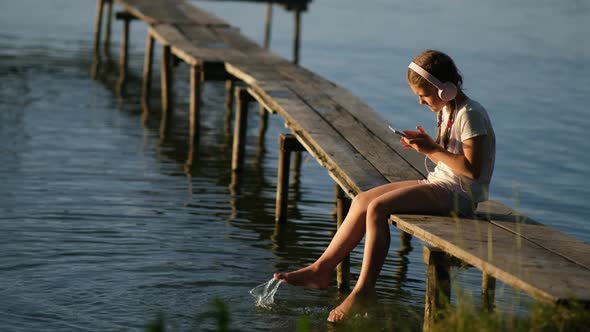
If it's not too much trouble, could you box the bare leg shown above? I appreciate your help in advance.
[274,180,422,288]
[328,183,449,322]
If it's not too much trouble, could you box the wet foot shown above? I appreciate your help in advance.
[273,266,331,289]
[327,288,377,323]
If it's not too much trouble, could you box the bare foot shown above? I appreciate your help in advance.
[273,266,331,289]
[327,288,377,322]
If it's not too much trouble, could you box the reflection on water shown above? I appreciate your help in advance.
[1,0,589,330]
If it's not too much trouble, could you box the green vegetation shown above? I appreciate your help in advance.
[430,296,590,332]
[145,296,589,332]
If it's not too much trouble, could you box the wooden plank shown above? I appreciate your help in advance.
[390,214,590,303]
[178,26,286,65]
[114,0,180,24]
[176,25,225,46]
[285,80,424,183]
[154,25,273,66]
[276,64,431,177]
[175,1,230,26]
[226,64,398,196]
[212,27,264,52]
[227,61,429,178]
[225,63,299,86]
[477,201,590,271]
[114,0,229,26]
[149,24,185,45]
[149,24,206,66]
[242,79,388,195]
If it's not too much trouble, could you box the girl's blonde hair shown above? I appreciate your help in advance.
[407,50,463,149]
[407,49,463,91]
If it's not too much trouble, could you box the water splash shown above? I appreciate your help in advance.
[249,278,283,308]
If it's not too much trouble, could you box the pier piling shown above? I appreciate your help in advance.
[190,64,203,146]
[293,8,301,64]
[91,0,106,79]
[336,191,352,290]
[264,3,273,49]
[116,12,134,94]
[257,104,269,149]
[481,273,496,312]
[231,87,253,172]
[275,134,305,224]
[103,0,113,58]
[225,80,235,118]
[141,33,155,107]
[423,247,452,331]
[160,44,173,140]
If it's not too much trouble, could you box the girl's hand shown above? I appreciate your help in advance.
[400,126,442,155]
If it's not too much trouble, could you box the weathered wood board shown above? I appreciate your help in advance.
[477,201,590,271]
[391,212,590,304]
[114,0,228,26]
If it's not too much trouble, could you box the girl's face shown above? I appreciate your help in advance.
[410,83,445,113]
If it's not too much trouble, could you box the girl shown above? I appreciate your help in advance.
[274,49,496,322]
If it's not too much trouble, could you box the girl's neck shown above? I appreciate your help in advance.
[442,91,468,113]
[452,91,468,110]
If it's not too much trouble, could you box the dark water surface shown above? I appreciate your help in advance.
[1,0,589,331]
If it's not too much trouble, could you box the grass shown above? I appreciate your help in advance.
[430,296,590,332]
[144,295,590,332]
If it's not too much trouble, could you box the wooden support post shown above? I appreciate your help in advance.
[292,151,302,185]
[160,45,173,140]
[400,231,413,251]
[330,183,344,216]
[275,134,305,224]
[116,13,131,94]
[231,88,252,172]
[423,246,452,331]
[91,0,106,79]
[263,3,273,49]
[103,0,113,58]
[257,104,269,149]
[336,192,351,290]
[141,33,155,107]
[276,135,291,224]
[293,8,301,65]
[481,273,496,312]
[224,80,235,117]
[189,64,203,147]
[224,80,236,137]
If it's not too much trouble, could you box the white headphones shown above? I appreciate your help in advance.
[408,62,458,101]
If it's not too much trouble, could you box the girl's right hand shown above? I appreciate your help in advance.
[401,126,442,155]
[402,126,429,139]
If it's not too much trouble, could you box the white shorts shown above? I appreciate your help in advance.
[420,180,476,217]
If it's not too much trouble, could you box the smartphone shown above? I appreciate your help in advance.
[388,125,408,138]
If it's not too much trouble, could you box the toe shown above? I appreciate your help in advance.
[327,308,344,322]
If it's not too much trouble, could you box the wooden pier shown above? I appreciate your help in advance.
[90,0,590,328]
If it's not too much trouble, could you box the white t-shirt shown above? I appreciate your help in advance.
[427,98,496,203]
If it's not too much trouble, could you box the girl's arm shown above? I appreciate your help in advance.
[401,130,485,180]
[427,136,484,180]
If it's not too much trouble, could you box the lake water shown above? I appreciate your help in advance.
[1,0,588,330]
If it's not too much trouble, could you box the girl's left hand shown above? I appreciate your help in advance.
[400,126,442,155]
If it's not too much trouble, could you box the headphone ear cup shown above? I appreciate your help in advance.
[438,82,458,101]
